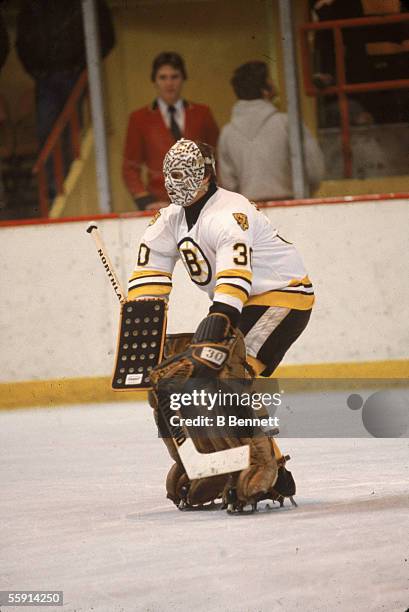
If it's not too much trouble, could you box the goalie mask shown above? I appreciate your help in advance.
[163,139,214,207]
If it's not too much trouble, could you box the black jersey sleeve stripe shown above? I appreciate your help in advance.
[216,274,252,284]
[288,282,313,289]
[216,282,250,298]
[129,281,173,289]
[274,288,315,296]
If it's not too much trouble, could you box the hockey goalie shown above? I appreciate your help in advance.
[127,139,314,512]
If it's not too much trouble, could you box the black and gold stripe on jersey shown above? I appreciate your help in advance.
[215,269,253,305]
[246,276,314,310]
[128,270,172,299]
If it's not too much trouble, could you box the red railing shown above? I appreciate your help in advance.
[1,192,408,229]
[300,13,409,178]
[32,71,88,217]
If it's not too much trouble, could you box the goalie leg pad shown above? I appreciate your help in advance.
[152,333,235,505]
[187,474,229,506]
[166,462,189,505]
[151,322,292,508]
[166,463,230,507]
[236,436,278,503]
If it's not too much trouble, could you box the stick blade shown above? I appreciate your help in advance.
[179,440,250,479]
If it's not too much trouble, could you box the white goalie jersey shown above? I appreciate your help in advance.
[128,187,314,313]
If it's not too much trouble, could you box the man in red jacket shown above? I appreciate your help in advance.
[123,52,219,210]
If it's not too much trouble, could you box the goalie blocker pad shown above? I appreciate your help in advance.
[112,298,167,390]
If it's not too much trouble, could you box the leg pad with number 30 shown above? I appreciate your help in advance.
[112,299,167,390]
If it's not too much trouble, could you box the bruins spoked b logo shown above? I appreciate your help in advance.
[233,213,249,231]
[178,238,211,285]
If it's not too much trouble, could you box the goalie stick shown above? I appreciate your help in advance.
[86,222,126,303]
[86,222,250,479]
[177,439,248,480]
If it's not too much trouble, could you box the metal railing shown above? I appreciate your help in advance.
[32,71,89,217]
[300,13,409,178]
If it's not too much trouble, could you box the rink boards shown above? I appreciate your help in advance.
[0,198,408,397]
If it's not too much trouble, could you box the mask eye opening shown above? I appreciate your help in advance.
[170,170,184,180]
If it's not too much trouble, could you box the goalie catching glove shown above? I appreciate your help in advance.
[151,313,238,383]
[150,313,295,510]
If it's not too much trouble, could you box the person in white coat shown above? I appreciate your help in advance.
[218,61,324,201]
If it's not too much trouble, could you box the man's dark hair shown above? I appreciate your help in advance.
[231,61,270,100]
[151,52,187,82]
[196,141,217,182]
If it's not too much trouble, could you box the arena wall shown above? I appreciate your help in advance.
[1,199,408,398]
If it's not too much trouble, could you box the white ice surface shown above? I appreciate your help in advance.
[1,403,408,612]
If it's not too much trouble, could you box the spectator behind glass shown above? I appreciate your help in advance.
[122,52,219,211]
[218,61,324,201]
[16,1,115,167]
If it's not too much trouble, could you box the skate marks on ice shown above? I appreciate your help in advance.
[125,491,408,523]
[286,491,409,518]
[126,501,222,522]
[1,404,408,612]
[125,499,292,522]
